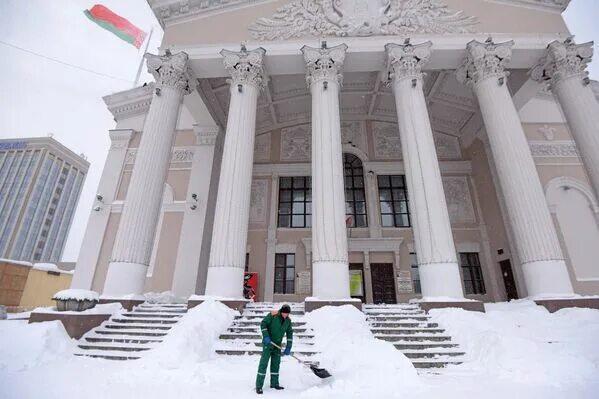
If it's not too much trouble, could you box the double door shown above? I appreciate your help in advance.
[370,263,397,304]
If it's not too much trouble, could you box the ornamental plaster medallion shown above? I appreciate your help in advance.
[456,40,514,87]
[538,125,556,141]
[530,40,593,88]
[146,52,194,94]
[250,0,478,40]
[341,121,367,151]
[302,44,348,87]
[249,180,268,224]
[125,148,195,164]
[281,125,312,161]
[220,46,267,89]
[254,133,271,162]
[384,41,432,84]
[373,121,402,159]
[442,176,475,224]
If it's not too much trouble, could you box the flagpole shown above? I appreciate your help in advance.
[133,27,154,88]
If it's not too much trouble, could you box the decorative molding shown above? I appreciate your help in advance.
[146,52,194,94]
[221,46,267,89]
[249,180,268,223]
[434,132,461,159]
[529,141,579,157]
[442,176,476,224]
[485,0,571,13]
[538,125,557,141]
[193,125,220,146]
[280,124,311,161]
[373,121,402,159]
[456,40,514,87]
[341,121,366,152]
[103,85,154,120]
[125,147,196,164]
[530,40,593,88]
[384,41,432,84]
[301,44,348,87]
[254,133,271,162]
[250,0,477,40]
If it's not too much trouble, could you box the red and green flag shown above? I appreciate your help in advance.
[84,4,147,49]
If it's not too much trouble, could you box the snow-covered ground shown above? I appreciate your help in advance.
[1,300,598,399]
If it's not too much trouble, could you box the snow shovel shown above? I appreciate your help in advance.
[270,342,332,379]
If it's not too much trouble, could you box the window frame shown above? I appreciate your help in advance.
[460,252,486,295]
[410,252,421,294]
[378,175,411,228]
[343,153,368,228]
[277,176,312,228]
[274,253,295,294]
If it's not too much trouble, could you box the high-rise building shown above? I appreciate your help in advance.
[0,137,89,262]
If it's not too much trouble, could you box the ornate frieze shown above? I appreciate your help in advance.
[125,147,195,164]
[456,40,514,87]
[434,133,461,159]
[529,142,579,157]
[384,41,432,84]
[442,176,476,224]
[220,46,267,89]
[249,180,268,223]
[301,44,348,87]
[146,52,193,94]
[341,121,366,151]
[254,132,271,162]
[373,121,402,159]
[530,40,593,88]
[249,0,477,40]
[280,125,311,161]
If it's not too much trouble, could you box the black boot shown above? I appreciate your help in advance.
[256,388,263,394]
[271,386,285,390]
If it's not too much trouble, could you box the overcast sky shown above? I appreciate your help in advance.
[0,0,598,262]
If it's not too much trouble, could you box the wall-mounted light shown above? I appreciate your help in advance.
[238,84,243,93]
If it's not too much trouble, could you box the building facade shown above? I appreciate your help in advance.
[72,0,599,304]
[0,137,88,263]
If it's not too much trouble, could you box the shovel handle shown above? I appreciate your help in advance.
[269,342,308,367]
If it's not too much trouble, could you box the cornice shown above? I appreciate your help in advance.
[485,0,571,13]
[103,84,154,120]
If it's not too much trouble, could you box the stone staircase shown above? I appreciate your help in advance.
[215,302,319,363]
[364,304,465,369]
[74,302,188,360]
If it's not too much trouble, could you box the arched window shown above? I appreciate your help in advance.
[344,153,367,227]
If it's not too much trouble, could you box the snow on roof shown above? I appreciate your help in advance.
[32,263,72,274]
[52,289,99,302]
[0,258,33,267]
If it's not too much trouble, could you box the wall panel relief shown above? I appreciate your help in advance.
[433,133,461,159]
[254,133,271,162]
[442,176,476,224]
[249,180,268,224]
[281,125,311,161]
[373,121,402,159]
[341,121,367,152]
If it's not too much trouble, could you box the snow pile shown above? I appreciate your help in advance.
[302,305,420,398]
[0,258,32,267]
[33,303,123,315]
[144,291,184,304]
[142,299,237,368]
[33,263,66,272]
[52,289,99,302]
[0,320,75,372]
[430,300,599,385]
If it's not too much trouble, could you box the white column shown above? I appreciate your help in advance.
[301,43,350,299]
[264,174,279,302]
[384,42,464,299]
[531,40,599,201]
[71,129,133,290]
[204,46,266,298]
[103,52,193,296]
[171,126,220,298]
[457,40,574,297]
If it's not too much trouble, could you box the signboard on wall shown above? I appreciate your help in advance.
[244,272,258,300]
[349,270,364,297]
[297,271,311,294]
[396,270,414,293]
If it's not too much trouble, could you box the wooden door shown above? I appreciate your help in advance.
[370,263,397,304]
[499,259,519,300]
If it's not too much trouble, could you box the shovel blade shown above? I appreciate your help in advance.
[310,365,332,379]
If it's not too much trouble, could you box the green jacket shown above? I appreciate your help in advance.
[260,310,293,350]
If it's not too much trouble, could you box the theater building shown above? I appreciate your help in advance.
[71,0,599,307]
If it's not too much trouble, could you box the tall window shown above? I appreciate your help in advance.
[378,175,410,227]
[460,252,486,295]
[410,252,421,294]
[278,177,311,228]
[344,153,367,227]
[275,253,295,294]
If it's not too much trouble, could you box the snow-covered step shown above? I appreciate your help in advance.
[374,334,452,342]
[219,333,315,340]
[121,312,183,318]
[84,335,163,344]
[74,349,142,361]
[411,360,463,369]
[373,328,445,335]
[393,342,459,350]
[215,348,318,357]
[78,341,157,352]
[94,328,168,337]
[401,350,465,359]
[103,322,173,330]
[231,320,307,327]
[111,317,179,324]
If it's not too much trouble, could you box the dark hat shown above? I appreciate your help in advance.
[280,304,291,314]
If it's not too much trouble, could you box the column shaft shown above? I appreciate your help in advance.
[459,40,574,297]
[103,52,192,296]
[204,47,266,298]
[386,42,463,299]
[302,44,350,299]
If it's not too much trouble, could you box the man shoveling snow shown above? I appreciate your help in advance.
[255,304,293,394]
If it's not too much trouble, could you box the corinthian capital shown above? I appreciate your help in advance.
[456,39,514,87]
[146,51,194,94]
[384,41,432,85]
[220,46,267,89]
[530,40,593,87]
[301,43,348,87]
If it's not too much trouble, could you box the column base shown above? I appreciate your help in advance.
[522,259,574,297]
[304,297,363,312]
[312,260,350,299]
[103,261,147,296]
[204,266,244,298]
[29,311,112,339]
[98,298,145,311]
[188,295,249,312]
[534,297,599,313]
[418,262,465,298]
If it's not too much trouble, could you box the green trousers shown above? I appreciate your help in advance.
[255,344,281,389]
